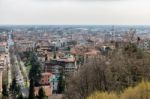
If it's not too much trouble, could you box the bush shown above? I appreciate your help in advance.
[87,92,117,99]
[87,81,150,99]
[65,44,150,99]
[121,81,150,99]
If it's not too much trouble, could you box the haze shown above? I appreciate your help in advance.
[0,0,150,25]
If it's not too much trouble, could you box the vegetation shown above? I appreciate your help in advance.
[77,55,84,65]
[38,87,46,99]
[29,78,35,99]
[2,84,8,96]
[23,51,41,84]
[29,54,42,86]
[24,51,42,99]
[57,72,65,94]
[87,92,117,99]
[64,43,150,99]
[10,77,20,94]
[18,51,42,98]
[87,81,150,99]
[18,93,24,99]
[2,67,8,97]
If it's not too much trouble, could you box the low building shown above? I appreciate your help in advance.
[34,85,53,98]
[40,72,53,85]
[16,40,35,52]
[45,63,63,76]
[138,40,150,50]
[45,54,77,75]
[0,42,7,53]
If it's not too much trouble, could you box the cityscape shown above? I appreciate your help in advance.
[0,25,150,99]
[1,0,150,99]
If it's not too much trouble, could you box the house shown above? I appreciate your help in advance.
[37,53,46,62]
[45,63,63,76]
[84,49,100,63]
[40,72,53,85]
[0,42,7,53]
[138,40,150,50]
[34,85,53,98]
[45,53,77,75]
[35,40,50,52]
[16,40,35,52]
[0,33,7,42]
[49,74,60,92]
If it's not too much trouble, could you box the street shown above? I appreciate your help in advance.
[8,32,29,97]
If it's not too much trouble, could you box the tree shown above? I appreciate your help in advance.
[38,87,46,99]
[53,52,56,59]
[2,84,8,96]
[18,93,24,99]
[29,53,41,85]
[64,43,150,99]
[29,78,35,99]
[9,77,21,98]
[11,77,17,94]
[57,72,65,94]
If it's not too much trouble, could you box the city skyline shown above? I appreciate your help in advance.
[0,0,150,25]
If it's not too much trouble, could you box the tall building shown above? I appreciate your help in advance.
[111,25,116,41]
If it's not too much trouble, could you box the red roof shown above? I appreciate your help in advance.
[0,42,7,46]
[41,72,53,76]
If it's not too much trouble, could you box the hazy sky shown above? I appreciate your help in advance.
[0,0,150,25]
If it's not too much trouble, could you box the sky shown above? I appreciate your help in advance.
[0,0,150,25]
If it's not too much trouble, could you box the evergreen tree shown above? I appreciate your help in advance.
[29,53,41,85]
[2,84,8,96]
[38,87,46,99]
[11,77,17,94]
[53,52,56,59]
[57,72,65,93]
[29,78,35,99]
[18,93,24,99]
[16,85,21,95]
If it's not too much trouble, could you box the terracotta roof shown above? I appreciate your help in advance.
[41,72,53,76]
[0,42,7,46]
[85,49,99,56]
[57,58,75,62]
[70,48,84,55]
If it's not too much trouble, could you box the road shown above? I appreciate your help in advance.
[13,55,29,97]
[20,60,29,87]
[7,49,12,89]
[8,31,29,97]
[7,32,13,89]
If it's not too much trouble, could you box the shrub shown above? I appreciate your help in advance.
[87,81,150,99]
[121,81,150,99]
[87,92,117,99]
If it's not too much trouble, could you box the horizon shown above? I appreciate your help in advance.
[1,24,150,26]
[0,0,150,25]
